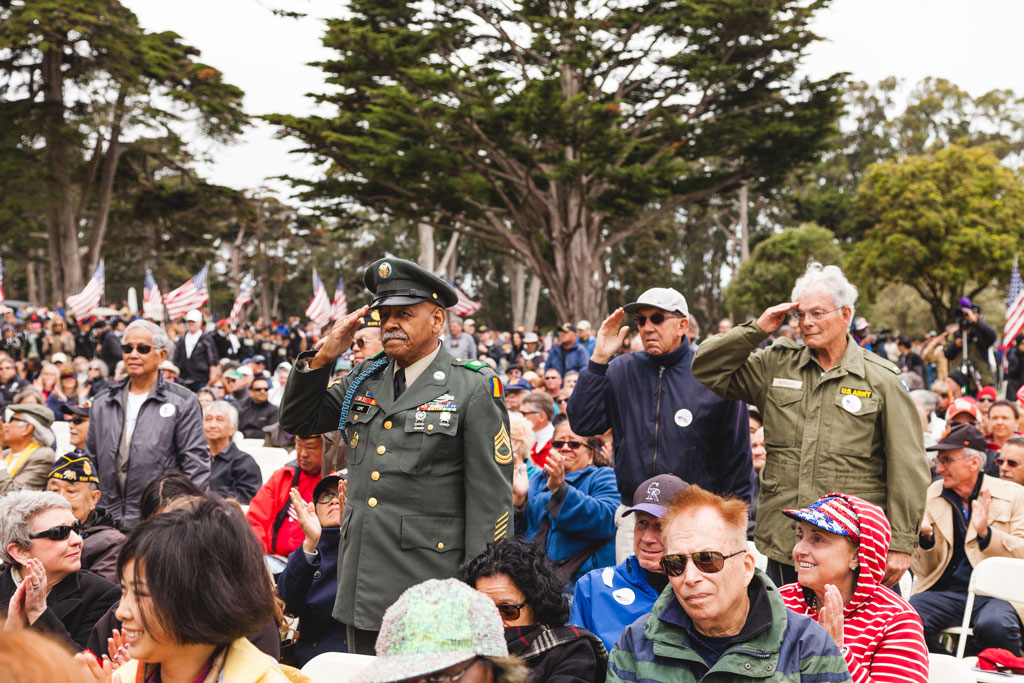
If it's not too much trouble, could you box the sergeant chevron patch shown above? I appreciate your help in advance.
[494,424,513,465]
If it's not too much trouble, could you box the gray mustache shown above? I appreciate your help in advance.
[383,331,408,341]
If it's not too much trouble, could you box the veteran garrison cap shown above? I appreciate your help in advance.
[47,453,100,486]
[364,257,459,309]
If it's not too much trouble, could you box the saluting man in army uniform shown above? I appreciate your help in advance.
[279,257,513,654]
[692,262,929,591]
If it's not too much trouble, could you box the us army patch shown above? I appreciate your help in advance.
[494,424,513,465]
[840,387,872,398]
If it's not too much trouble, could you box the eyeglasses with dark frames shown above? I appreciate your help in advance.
[996,457,1022,468]
[659,549,745,576]
[120,343,154,355]
[29,519,83,541]
[495,599,529,621]
[551,439,590,451]
[633,313,682,328]
[316,491,340,505]
[68,417,88,425]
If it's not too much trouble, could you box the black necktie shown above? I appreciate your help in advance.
[394,367,406,399]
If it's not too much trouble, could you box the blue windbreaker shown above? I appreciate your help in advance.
[570,556,661,651]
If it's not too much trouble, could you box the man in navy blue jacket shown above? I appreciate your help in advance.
[546,322,589,377]
[567,288,754,508]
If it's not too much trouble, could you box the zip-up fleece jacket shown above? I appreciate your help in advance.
[607,570,852,683]
[780,494,929,683]
[567,338,754,505]
[86,374,210,529]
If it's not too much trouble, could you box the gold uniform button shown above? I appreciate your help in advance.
[368,497,378,507]
[437,542,445,550]
[377,445,386,455]
[353,415,359,422]
[383,420,392,430]
[371,471,380,481]
[427,424,434,431]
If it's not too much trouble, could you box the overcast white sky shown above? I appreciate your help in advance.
[125,0,1024,200]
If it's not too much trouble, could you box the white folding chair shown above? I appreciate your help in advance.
[249,447,293,483]
[51,420,73,456]
[928,653,974,683]
[946,556,1024,660]
[301,652,376,683]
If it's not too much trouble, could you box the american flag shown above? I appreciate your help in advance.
[0,256,5,303]
[1004,257,1024,349]
[67,260,105,321]
[446,278,481,316]
[164,264,210,321]
[305,269,332,326]
[228,272,256,324]
[142,268,163,319]
[330,277,347,320]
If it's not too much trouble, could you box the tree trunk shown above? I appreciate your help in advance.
[87,86,128,273]
[26,254,37,304]
[524,273,541,333]
[738,182,751,264]
[437,232,460,276]
[510,258,526,328]
[417,222,435,271]
[41,40,83,300]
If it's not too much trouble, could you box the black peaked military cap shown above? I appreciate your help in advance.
[363,257,459,309]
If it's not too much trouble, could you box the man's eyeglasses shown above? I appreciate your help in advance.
[68,417,88,425]
[495,599,528,621]
[120,343,154,355]
[29,519,82,541]
[519,411,540,417]
[351,338,367,350]
[316,491,340,505]
[544,375,560,381]
[633,313,682,328]
[997,457,1022,468]
[251,386,269,392]
[415,657,481,683]
[4,416,28,425]
[979,397,995,404]
[789,308,841,324]
[659,549,745,576]
[936,454,967,467]
[551,439,590,451]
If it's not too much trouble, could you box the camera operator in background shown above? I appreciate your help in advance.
[944,298,996,390]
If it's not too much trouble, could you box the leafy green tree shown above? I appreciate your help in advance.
[0,0,246,300]
[725,223,844,320]
[268,0,844,321]
[849,145,1024,328]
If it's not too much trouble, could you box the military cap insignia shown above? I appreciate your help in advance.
[378,262,392,278]
[494,424,513,465]
[82,460,92,476]
[494,510,510,542]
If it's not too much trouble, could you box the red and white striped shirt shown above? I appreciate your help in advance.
[779,493,929,683]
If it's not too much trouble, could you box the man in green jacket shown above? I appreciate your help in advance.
[691,262,928,588]
[279,257,512,654]
[607,485,851,682]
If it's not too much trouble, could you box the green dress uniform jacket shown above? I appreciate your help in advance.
[278,344,513,631]
[692,321,929,565]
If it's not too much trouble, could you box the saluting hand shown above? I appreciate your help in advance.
[591,308,630,364]
[311,304,370,370]
[756,302,799,335]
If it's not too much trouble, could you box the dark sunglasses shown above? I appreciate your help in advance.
[659,549,745,576]
[351,338,367,349]
[495,599,528,621]
[68,417,88,425]
[29,519,82,541]
[551,439,590,451]
[316,490,340,505]
[212,384,224,390]
[4,416,29,425]
[120,343,154,355]
[251,386,269,392]
[979,397,995,403]
[634,313,682,327]
[996,457,1022,468]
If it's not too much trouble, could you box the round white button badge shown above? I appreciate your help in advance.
[841,395,862,414]
[612,588,636,605]
[674,409,693,428]
[159,403,176,418]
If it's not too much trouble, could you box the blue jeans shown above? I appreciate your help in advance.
[910,588,1022,655]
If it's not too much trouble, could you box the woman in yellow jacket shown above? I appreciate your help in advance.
[78,497,308,683]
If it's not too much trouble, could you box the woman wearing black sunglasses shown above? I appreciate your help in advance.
[460,540,607,682]
[513,420,619,586]
[0,490,120,649]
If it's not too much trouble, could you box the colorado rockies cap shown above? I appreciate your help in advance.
[623,474,690,518]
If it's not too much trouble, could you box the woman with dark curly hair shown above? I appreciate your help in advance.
[460,540,607,683]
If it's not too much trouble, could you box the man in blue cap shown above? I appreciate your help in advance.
[280,257,512,654]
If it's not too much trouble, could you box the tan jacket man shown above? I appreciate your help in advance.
[1,403,58,493]
[692,262,929,588]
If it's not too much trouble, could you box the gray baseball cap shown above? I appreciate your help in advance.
[623,287,689,317]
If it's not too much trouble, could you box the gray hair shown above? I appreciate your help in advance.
[0,491,72,566]
[791,262,858,318]
[911,389,938,413]
[87,358,109,378]
[522,391,555,421]
[125,319,171,352]
[963,448,987,466]
[204,400,238,430]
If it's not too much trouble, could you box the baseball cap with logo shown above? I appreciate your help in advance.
[623,287,689,317]
[623,474,690,518]
[927,422,988,452]
[946,397,980,424]
[558,322,576,333]
[782,493,860,542]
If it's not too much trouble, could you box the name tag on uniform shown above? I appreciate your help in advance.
[772,377,803,390]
